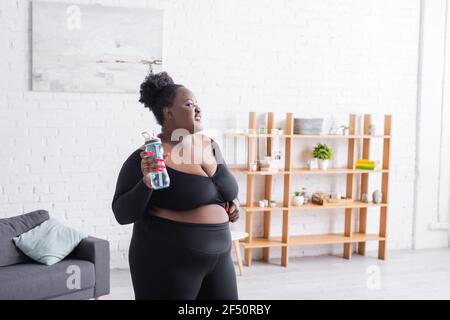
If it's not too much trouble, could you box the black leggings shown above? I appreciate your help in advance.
[128,213,239,300]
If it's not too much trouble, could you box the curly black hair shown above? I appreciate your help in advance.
[139,71,184,125]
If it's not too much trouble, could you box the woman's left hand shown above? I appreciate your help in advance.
[226,199,240,223]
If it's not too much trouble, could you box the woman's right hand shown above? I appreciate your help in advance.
[140,151,170,189]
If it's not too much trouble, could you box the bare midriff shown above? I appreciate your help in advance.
[149,203,229,224]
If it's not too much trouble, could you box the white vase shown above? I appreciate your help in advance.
[318,159,329,170]
[307,158,318,170]
[293,195,305,206]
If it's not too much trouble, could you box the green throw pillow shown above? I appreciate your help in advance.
[13,218,88,266]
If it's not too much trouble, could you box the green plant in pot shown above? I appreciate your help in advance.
[312,143,334,170]
[292,191,305,206]
[340,124,352,136]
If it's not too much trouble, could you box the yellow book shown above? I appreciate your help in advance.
[356,161,375,166]
[356,159,375,164]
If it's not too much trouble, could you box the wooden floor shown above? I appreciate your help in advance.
[105,248,450,300]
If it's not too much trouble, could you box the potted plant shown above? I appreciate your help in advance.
[340,124,352,136]
[368,124,376,136]
[292,191,305,206]
[312,143,333,170]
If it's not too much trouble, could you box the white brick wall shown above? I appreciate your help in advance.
[0,0,423,268]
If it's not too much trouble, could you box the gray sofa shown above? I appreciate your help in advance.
[0,210,110,300]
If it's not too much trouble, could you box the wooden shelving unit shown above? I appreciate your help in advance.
[227,112,392,267]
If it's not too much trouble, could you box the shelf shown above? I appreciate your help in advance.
[289,233,385,246]
[230,169,290,175]
[240,233,385,248]
[224,133,391,139]
[241,202,289,211]
[291,134,390,139]
[294,201,387,210]
[361,134,391,139]
[292,168,389,174]
[229,167,389,175]
[292,134,358,139]
[239,238,286,249]
[241,200,387,211]
[225,133,290,138]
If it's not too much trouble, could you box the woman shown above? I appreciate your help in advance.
[112,71,240,300]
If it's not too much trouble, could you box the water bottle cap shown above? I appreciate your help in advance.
[142,131,161,144]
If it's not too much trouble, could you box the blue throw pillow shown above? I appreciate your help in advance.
[13,218,88,266]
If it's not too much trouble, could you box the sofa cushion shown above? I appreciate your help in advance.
[13,218,88,265]
[0,210,50,267]
[0,259,95,300]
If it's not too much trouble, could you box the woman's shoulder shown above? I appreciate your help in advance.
[134,145,145,155]
[204,135,224,164]
[194,132,216,147]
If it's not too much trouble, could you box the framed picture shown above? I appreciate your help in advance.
[32,1,163,93]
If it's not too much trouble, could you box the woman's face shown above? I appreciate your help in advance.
[165,86,202,134]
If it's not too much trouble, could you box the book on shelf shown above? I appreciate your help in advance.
[356,165,375,170]
[356,159,375,170]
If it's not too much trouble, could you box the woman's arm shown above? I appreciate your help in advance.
[210,137,241,222]
[112,150,153,225]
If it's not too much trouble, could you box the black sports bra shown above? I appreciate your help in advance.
[148,138,239,211]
